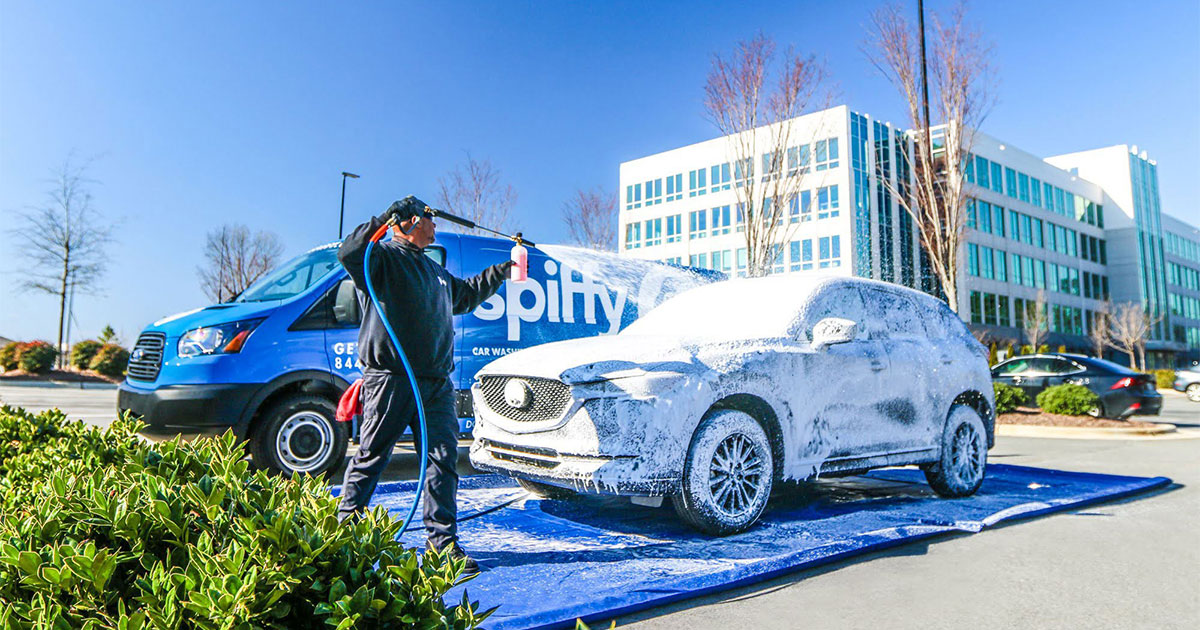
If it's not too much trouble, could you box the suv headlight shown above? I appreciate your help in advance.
[177,318,264,358]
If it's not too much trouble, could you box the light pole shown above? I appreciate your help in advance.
[339,171,360,239]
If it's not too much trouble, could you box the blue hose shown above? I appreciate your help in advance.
[363,236,428,534]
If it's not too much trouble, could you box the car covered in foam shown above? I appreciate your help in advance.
[469,275,995,534]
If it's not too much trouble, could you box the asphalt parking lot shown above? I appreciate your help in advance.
[2,383,1197,628]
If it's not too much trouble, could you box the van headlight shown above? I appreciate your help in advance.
[177,318,264,358]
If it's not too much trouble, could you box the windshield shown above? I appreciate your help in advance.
[622,276,822,340]
[235,246,340,303]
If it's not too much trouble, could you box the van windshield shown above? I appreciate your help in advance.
[235,246,340,303]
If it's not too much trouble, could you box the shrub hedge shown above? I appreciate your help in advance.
[0,406,490,629]
[17,341,57,374]
[0,342,21,371]
[70,340,104,371]
[992,383,1028,414]
[88,344,130,378]
[1153,369,1175,390]
[1036,384,1101,416]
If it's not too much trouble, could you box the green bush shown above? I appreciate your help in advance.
[993,382,1028,414]
[17,341,57,374]
[88,344,130,378]
[987,343,998,366]
[1036,384,1101,416]
[1019,344,1033,356]
[0,342,21,371]
[69,340,104,370]
[0,406,491,629]
[1153,369,1175,390]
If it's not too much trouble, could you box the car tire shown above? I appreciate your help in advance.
[924,405,988,498]
[1086,402,1107,418]
[517,478,576,499]
[672,410,773,536]
[250,394,348,477]
[1187,383,1200,403]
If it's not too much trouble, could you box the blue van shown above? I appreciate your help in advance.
[118,232,718,476]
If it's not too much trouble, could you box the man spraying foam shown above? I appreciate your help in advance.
[337,195,512,574]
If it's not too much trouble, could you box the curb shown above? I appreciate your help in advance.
[997,422,1177,439]
[0,380,119,390]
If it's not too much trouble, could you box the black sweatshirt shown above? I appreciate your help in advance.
[338,214,509,378]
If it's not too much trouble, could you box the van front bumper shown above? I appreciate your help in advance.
[118,381,258,439]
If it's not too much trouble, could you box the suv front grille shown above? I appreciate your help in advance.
[478,375,571,422]
[126,332,167,381]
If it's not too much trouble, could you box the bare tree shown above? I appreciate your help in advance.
[1088,302,1112,359]
[867,2,995,311]
[197,224,283,303]
[703,33,829,277]
[560,188,616,251]
[10,158,115,367]
[1022,290,1050,351]
[1108,302,1159,371]
[436,153,517,235]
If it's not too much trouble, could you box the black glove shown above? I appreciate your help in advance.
[382,196,430,224]
[498,260,515,272]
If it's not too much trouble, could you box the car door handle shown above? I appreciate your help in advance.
[870,359,886,371]
[940,355,953,364]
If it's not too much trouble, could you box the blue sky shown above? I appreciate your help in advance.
[2,0,1197,343]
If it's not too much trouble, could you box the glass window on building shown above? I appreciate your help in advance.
[970,291,983,324]
[1020,214,1033,245]
[645,178,663,205]
[992,205,1005,237]
[1054,188,1066,215]
[817,185,840,219]
[644,218,662,246]
[666,173,683,202]
[733,158,754,186]
[990,162,1003,194]
[1018,173,1030,203]
[1034,259,1046,289]
[1010,211,1021,242]
[710,162,731,192]
[624,222,641,249]
[1031,218,1044,248]
[736,247,748,277]
[1030,177,1042,207]
[994,249,1008,282]
[689,252,708,269]
[975,156,990,189]
[711,205,732,235]
[815,138,840,170]
[967,243,979,277]
[1014,297,1025,329]
[688,209,707,239]
[688,168,707,197]
[1043,182,1054,212]
[980,245,994,279]
[665,214,682,243]
[1004,167,1018,198]
[967,199,977,229]
[998,295,1010,327]
[711,249,732,273]
[984,293,998,325]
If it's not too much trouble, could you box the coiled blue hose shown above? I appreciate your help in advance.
[363,235,428,533]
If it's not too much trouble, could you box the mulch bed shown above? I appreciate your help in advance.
[0,369,119,384]
[997,407,1159,429]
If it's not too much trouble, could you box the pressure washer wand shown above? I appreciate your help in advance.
[427,208,536,247]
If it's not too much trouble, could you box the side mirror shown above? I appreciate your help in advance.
[332,279,361,325]
[811,317,858,351]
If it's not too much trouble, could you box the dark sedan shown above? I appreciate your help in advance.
[991,353,1162,418]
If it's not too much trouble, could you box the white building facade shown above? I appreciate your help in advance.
[618,104,1198,366]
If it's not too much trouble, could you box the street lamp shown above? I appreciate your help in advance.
[339,171,360,239]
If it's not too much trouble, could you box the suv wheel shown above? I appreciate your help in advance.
[924,405,988,498]
[251,394,348,477]
[672,410,773,536]
[1187,383,1200,402]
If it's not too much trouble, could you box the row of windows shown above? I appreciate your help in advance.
[1170,293,1200,321]
[1166,231,1200,264]
[966,244,1109,300]
[1172,324,1200,349]
[660,235,844,277]
[624,185,843,249]
[967,200,1106,264]
[965,154,1104,228]
[625,138,841,210]
[969,291,1090,336]
[1168,261,1200,292]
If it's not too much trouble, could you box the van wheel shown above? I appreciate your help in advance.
[672,410,773,536]
[924,405,988,498]
[517,478,576,499]
[250,394,348,477]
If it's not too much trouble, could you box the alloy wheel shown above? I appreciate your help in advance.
[707,432,768,518]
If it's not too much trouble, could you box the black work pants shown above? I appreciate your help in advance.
[337,369,460,549]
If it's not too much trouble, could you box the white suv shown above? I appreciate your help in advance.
[469,275,995,535]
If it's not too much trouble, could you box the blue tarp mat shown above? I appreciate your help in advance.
[361,464,1169,630]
